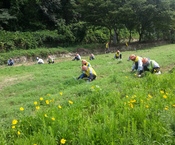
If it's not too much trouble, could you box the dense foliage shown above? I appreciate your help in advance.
[0,0,175,48]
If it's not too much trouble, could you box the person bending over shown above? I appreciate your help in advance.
[142,57,161,74]
[128,54,143,77]
[7,58,14,66]
[77,65,97,82]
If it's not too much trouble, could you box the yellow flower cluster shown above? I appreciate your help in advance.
[61,138,66,144]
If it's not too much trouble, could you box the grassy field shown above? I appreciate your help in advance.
[0,44,175,145]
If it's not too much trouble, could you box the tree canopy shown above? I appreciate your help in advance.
[0,0,175,44]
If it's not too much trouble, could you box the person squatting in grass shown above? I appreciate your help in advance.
[114,50,122,61]
[7,58,14,66]
[77,65,97,82]
[128,54,143,77]
[142,57,161,74]
[47,55,54,64]
[36,57,44,64]
[72,52,81,61]
[80,59,92,79]
[81,59,91,67]
[89,53,95,60]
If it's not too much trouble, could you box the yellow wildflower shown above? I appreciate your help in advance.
[44,114,48,117]
[12,119,18,125]
[61,138,66,144]
[58,105,62,109]
[45,100,49,105]
[165,106,168,110]
[69,100,73,104]
[172,104,175,107]
[126,95,129,98]
[51,117,55,121]
[17,131,21,135]
[163,95,167,99]
[36,106,40,110]
[160,90,164,94]
[145,105,149,108]
[40,97,43,101]
[130,99,136,103]
[59,92,63,96]
[34,101,37,105]
[129,103,134,108]
[20,107,24,111]
[132,95,136,98]
[12,126,15,129]
[148,94,152,98]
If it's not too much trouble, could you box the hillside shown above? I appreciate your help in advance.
[0,44,175,144]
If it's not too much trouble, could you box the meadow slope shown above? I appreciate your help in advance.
[0,44,175,144]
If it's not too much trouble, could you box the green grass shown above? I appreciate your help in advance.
[0,44,175,145]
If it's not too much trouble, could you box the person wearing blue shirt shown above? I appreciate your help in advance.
[7,58,14,66]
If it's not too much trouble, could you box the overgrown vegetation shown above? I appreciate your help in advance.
[1,0,175,48]
[0,28,110,52]
[0,44,175,144]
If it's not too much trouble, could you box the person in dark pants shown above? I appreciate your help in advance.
[77,65,97,82]
[114,50,122,60]
[89,53,95,60]
[142,57,161,74]
[72,52,81,61]
[47,56,54,64]
[7,58,14,66]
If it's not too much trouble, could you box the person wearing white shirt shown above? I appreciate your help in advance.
[36,57,44,64]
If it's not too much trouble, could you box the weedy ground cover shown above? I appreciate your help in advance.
[0,44,175,144]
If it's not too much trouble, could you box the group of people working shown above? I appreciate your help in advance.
[128,54,161,77]
[72,50,161,81]
[7,49,161,81]
[36,56,54,64]
[7,56,54,66]
[72,52,95,61]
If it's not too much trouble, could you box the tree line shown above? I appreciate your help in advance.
[0,0,175,47]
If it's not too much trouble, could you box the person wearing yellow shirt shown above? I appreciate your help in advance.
[77,65,97,82]
[128,54,143,77]
[81,59,91,67]
[105,42,110,53]
[114,50,122,60]
[47,55,54,64]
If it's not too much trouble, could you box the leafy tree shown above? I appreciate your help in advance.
[57,19,75,45]
[119,2,137,43]
[0,9,16,30]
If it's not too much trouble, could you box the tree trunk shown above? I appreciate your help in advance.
[114,28,120,44]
